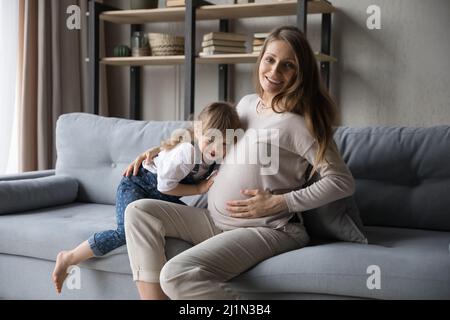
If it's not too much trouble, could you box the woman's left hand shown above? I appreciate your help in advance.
[226,189,289,219]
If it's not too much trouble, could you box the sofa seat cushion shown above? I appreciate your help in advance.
[0,202,192,274]
[2,204,449,299]
[229,226,450,299]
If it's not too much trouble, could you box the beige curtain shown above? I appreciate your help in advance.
[17,0,109,172]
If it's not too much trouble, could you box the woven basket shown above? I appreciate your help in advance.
[148,33,184,56]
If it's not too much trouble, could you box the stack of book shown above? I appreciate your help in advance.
[252,33,269,54]
[199,32,248,56]
[166,0,185,7]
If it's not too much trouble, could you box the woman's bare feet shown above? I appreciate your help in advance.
[52,251,73,294]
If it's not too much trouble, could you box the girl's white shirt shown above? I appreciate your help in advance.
[142,142,212,192]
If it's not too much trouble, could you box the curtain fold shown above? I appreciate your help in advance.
[17,0,108,172]
[18,0,38,172]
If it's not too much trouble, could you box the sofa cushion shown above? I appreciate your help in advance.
[0,169,55,181]
[302,196,368,244]
[0,175,78,215]
[230,226,450,299]
[0,202,192,274]
[301,163,367,244]
[334,126,450,231]
[55,113,188,205]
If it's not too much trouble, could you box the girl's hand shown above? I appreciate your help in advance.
[196,172,217,194]
[226,189,289,219]
[122,146,161,177]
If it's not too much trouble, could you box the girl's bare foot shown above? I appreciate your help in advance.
[51,241,95,294]
[52,251,73,294]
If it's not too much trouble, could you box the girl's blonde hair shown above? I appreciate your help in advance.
[253,25,338,176]
[160,102,241,150]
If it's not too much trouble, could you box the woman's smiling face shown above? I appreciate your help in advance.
[258,40,297,99]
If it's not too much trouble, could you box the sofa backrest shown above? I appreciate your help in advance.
[334,126,450,231]
[56,113,450,231]
[55,113,187,205]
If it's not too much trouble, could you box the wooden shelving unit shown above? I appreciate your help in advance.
[101,55,185,66]
[101,52,337,66]
[100,0,335,24]
[89,0,336,120]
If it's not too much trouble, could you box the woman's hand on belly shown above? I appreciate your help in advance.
[225,189,289,218]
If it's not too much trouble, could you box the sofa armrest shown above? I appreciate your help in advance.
[0,175,78,215]
[0,169,55,181]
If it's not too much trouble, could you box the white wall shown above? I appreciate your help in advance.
[105,0,450,126]
[330,0,450,126]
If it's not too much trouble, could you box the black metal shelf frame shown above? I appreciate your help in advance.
[88,0,333,120]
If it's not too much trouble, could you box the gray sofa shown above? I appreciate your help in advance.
[1,113,449,300]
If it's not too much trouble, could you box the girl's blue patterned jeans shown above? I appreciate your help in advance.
[87,165,189,256]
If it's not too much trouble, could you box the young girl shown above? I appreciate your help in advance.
[52,102,241,293]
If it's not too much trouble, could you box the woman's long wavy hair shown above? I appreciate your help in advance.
[160,102,241,151]
[254,25,337,176]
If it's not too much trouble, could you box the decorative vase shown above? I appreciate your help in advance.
[131,31,151,57]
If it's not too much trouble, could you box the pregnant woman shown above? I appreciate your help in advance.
[123,25,355,299]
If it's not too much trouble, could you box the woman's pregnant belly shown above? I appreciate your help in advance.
[208,161,261,210]
[207,144,293,230]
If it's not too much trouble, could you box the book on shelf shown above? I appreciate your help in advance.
[202,45,247,54]
[253,39,265,46]
[253,33,268,53]
[166,0,185,7]
[199,51,236,57]
[203,32,247,42]
[252,45,263,52]
[253,32,270,39]
[201,39,246,48]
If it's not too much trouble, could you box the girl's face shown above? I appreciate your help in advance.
[196,128,228,162]
[259,40,297,99]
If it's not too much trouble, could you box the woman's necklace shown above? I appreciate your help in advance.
[257,99,273,114]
